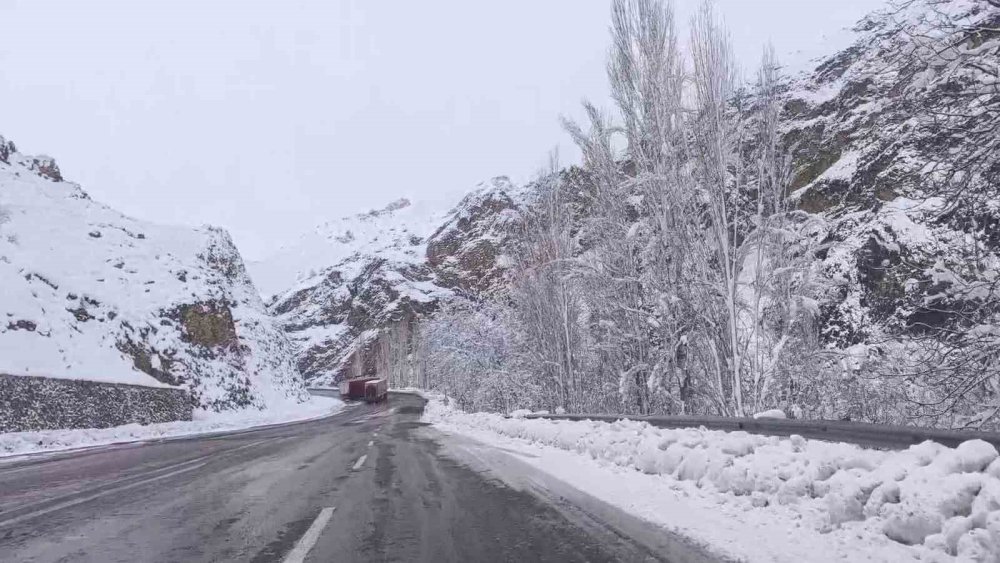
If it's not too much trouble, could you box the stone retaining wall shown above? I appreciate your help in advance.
[0,373,193,433]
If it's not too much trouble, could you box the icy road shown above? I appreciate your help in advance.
[0,392,715,562]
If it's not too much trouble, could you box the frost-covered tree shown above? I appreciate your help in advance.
[376,319,417,389]
[0,204,13,258]
[563,0,686,415]
[508,154,594,412]
[416,0,816,420]
[419,298,538,414]
[562,0,818,416]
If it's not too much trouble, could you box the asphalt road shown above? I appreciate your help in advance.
[0,393,719,563]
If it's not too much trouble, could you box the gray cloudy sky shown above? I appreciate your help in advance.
[0,0,883,259]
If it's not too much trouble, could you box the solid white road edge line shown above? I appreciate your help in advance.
[352,454,367,470]
[282,507,336,563]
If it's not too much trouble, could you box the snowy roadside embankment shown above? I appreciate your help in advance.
[423,395,1000,562]
[0,396,344,459]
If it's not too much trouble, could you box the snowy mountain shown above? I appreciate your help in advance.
[250,177,528,386]
[0,134,307,411]
[772,0,1000,424]
[782,0,1000,418]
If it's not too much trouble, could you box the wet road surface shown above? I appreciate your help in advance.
[0,393,717,562]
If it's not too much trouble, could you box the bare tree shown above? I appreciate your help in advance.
[508,152,592,412]
[419,0,818,421]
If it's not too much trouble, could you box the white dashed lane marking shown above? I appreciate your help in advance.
[282,507,335,563]
[352,454,367,471]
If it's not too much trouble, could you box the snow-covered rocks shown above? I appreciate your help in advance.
[781,0,1000,425]
[250,196,456,386]
[426,177,528,295]
[424,396,1000,561]
[251,177,529,386]
[0,134,308,415]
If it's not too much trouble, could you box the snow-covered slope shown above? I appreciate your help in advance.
[781,0,1000,425]
[251,177,529,385]
[250,196,456,302]
[0,135,307,411]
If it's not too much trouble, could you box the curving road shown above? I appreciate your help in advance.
[0,393,718,563]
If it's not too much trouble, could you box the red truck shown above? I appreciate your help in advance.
[338,377,388,403]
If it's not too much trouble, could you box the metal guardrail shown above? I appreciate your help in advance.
[522,413,1000,450]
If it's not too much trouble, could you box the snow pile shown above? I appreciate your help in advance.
[0,396,345,459]
[424,397,1000,561]
[0,134,308,410]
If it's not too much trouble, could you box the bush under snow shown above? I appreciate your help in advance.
[424,396,1000,561]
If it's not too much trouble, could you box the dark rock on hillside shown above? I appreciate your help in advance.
[427,177,526,295]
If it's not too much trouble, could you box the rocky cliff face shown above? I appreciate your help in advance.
[0,134,308,411]
[252,177,529,386]
[784,0,1000,355]
[427,179,528,296]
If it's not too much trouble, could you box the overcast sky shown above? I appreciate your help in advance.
[0,0,884,259]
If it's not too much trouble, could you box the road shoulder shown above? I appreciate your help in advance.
[425,425,728,563]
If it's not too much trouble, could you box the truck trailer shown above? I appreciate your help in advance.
[339,377,377,400]
[338,377,388,402]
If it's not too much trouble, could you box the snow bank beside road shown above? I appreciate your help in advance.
[423,396,1000,562]
[0,396,344,459]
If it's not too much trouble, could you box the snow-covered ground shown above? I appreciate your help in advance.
[421,393,1000,562]
[0,396,345,459]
